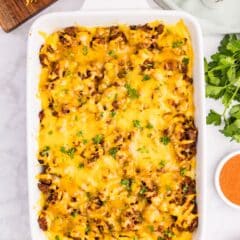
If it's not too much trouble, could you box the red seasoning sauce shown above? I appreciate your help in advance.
[220,154,240,205]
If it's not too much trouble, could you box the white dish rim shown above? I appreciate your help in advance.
[27,9,206,240]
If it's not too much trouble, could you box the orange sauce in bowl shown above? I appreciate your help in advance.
[220,154,240,205]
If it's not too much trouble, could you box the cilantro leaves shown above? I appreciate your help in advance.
[108,147,118,159]
[60,146,76,158]
[206,110,221,126]
[206,34,240,142]
[120,178,132,191]
[92,134,104,144]
[125,84,139,99]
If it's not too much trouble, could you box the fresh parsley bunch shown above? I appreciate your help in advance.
[206,34,240,142]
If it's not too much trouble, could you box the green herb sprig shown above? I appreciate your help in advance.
[206,34,240,142]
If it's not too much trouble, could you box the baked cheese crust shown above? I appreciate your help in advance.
[37,20,198,240]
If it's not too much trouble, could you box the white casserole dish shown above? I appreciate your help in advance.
[27,10,206,240]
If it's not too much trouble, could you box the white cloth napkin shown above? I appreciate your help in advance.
[154,0,240,34]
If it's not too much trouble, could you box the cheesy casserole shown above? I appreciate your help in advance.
[37,20,198,240]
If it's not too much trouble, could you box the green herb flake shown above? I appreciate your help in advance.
[160,136,170,145]
[166,185,172,193]
[157,237,164,240]
[78,163,84,168]
[182,57,189,65]
[76,130,83,137]
[55,236,60,240]
[172,40,184,48]
[139,186,147,195]
[40,146,50,157]
[142,74,151,81]
[82,139,88,144]
[182,184,189,194]
[82,46,88,56]
[137,146,149,153]
[120,178,132,191]
[108,50,117,58]
[164,229,174,238]
[146,122,154,129]
[148,225,154,232]
[125,84,139,99]
[110,111,116,117]
[60,146,76,158]
[48,130,53,135]
[92,134,104,144]
[71,211,77,217]
[180,167,187,176]
[159,160,166,168]
[109,147,118,159]
[85,224,91,234]
[133,120,141,129]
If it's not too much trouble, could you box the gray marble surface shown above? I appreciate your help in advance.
[0,0,240,240]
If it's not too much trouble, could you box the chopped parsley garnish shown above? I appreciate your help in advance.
[205,34,240,142]
[159,160,166,168]
[137,146,149,153]
[133,120,141,129]
[157,237,164,240]
[147,133,152,138]
[55,236,60,240]
[164,229,174,238]
[48,130,53,135]
[142,74,151,81]
[166,185,172,193]
[182,57,189,65]
[71,211,77,217]
[182,184,189,194]
[76,130,83,137]
[109,147,118,159]
[125,84,139,99]
[92,134,104,144]
[120,178,132,191]
[160,136,170,145]
[40,146,50,157]
[60,146,76,158]
[180,167,187,176]
[148,225,154,232]
[82,46,88,56]
[108,50,117,58]
[110,111,116,117]
[139,186,147,195]
[85,224,91,234]
[172,40,184,48]
[82,139,88,144]
[146,122,154,129]
[78,163,84,168]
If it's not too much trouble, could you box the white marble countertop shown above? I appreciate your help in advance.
[0,0,239,239]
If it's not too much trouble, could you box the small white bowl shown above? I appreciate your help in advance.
[215,150,240,209]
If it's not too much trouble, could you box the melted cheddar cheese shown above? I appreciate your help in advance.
[37,20,198,240]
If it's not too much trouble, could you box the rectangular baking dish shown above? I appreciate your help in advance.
[27,10,206,240]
